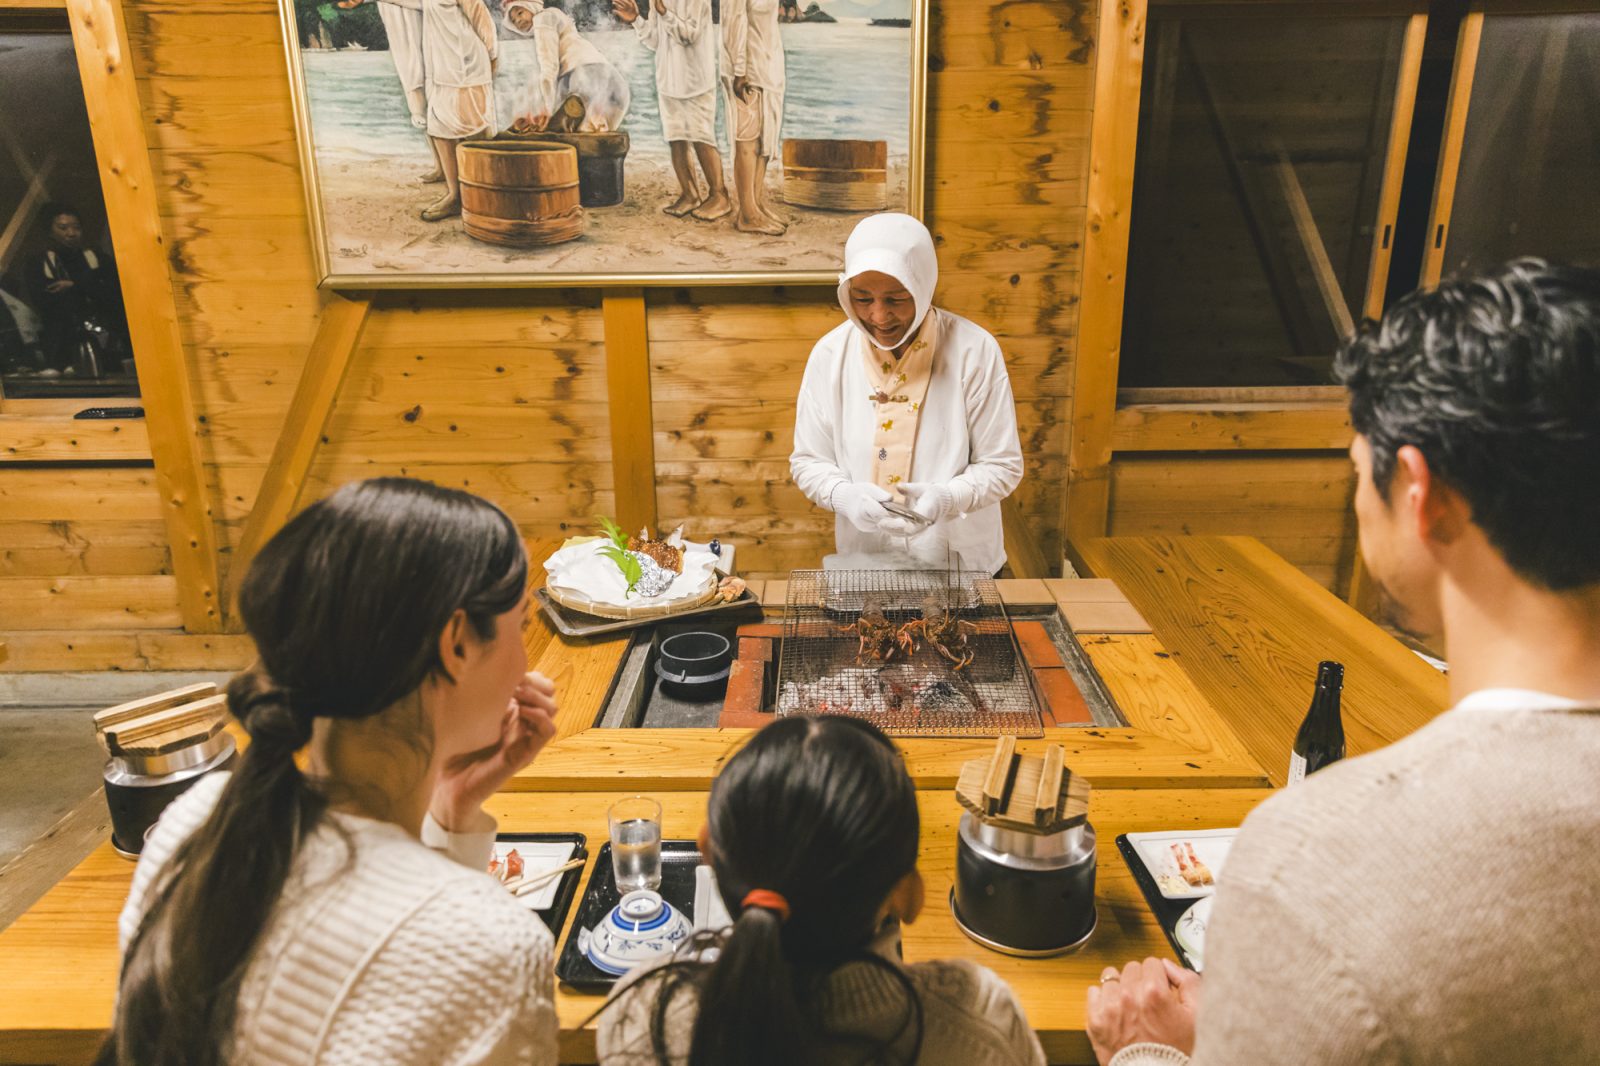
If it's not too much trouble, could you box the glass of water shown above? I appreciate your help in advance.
[609,796,663,892]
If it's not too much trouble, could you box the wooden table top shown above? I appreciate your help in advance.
[1072,536,1449,786]
[0,536,1449,1063]
[0,788,1272,1065]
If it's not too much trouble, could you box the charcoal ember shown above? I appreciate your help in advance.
[632,552,676,598]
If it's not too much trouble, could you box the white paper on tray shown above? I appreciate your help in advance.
[544,540,718,609]
[492,841,576,910]
[693,864,733,933]
[1125,828,1237,900]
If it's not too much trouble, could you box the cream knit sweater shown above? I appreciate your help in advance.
[1114,691,1600,1066]
[595,922,1046,1065]
[119,772,558,1065]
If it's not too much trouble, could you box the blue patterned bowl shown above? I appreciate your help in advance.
[582,890,692,976]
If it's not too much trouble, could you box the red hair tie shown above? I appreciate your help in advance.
[740,889,791,923]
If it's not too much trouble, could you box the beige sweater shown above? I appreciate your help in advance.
[1114,690,1600,1066]
[596,922,1046,1066]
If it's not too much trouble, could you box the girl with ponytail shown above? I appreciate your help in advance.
[596,715,1046,1066]
[100,478,561,1066]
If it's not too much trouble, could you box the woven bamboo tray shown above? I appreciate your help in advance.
[544,581,720,620]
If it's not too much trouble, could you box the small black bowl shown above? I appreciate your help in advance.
[655,631,733,701]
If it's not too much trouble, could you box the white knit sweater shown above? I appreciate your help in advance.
[119,772,558,1065]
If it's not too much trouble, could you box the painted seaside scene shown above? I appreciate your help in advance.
[283,0,921,284]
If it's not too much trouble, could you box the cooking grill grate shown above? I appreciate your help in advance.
[776,569,1043,737]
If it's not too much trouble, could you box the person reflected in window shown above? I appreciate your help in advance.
[0,282,45,376]
[25,205,129,378]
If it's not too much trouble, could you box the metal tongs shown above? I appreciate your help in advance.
[881,499,934,530]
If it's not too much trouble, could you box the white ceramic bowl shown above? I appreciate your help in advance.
[582,890,692,976]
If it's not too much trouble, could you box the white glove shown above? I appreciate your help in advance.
[899,481,961,522]
[830,481,893,534]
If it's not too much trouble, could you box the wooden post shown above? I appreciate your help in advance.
[1363,13,1428,322]
[1064,0,1146,551]
[602,288,657,533]
[1345,13,1427,615]
[1420,10,1484,289]
[65,0,222,632]
[232,293,372,600]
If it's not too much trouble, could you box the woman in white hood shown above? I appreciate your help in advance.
[790,214,1024,574]
[504,0,631,133]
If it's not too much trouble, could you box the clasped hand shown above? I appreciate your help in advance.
[1085,957,1201,1064]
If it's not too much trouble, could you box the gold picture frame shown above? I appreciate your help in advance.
[276,0,929,289]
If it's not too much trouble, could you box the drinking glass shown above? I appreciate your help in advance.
[609,796,663,892]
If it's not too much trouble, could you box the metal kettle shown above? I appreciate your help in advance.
[951,737,1097,956]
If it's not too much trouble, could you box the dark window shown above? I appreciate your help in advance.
[0,17,138,398]
[1118,12,1412,388]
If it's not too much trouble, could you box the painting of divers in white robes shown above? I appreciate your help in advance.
[281,0,925,284]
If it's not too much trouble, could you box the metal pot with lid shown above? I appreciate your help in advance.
[94,683,238,858]
[951,736,1097,956]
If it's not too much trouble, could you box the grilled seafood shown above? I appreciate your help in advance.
[838,597,914,665]
[897,595,980,672]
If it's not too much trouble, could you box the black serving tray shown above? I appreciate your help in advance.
[496,832,588,942]
[1116,833,1200,971]
[554,839,702,992]
[534,587,762,638]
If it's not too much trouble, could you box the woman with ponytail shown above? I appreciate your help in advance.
[596,715,1046,1066]
[101,478,560,1066]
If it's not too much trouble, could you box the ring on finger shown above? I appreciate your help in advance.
[1099,969,1121,984]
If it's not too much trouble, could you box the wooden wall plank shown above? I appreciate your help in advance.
[1112,403,1353,451]
[66,0,222,632]
[0,630,256,673]
[0,522,170,577]
[0,577,182,630]
[0,412,150,462]
[231,292,370,590]
[1108,453,1359,592]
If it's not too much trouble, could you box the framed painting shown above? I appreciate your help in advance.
[277,0,929,288]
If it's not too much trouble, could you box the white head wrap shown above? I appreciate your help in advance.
[503,0,546,36]
[837,213,938,351]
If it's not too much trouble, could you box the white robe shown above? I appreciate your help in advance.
[720,0,784,155]
[421,0,498,139]
[790,311,1024,575]
[374,0,426,94]
[632,0,716,144]
[632,0,715,97]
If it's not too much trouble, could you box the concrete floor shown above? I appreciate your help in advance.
[0,703,105,870]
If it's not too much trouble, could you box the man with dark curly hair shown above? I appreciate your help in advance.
[1087,259,1600,1066]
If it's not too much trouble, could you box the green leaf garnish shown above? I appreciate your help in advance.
[598,543,641,597]
[595,514,629,552]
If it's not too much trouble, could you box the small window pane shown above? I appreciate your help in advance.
[1119,13,1409,388]
[1441,13,1600,276]
[0,24,138,398]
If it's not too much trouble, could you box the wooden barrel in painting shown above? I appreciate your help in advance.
[782,139,889,212]
[457,140,584,247]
